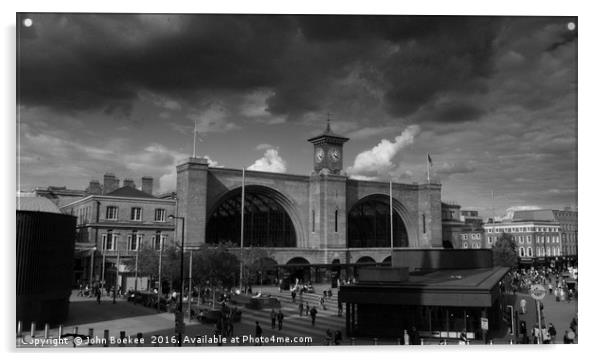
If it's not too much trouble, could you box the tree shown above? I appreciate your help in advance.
[492,232,518,267]
[124,244,181,292]
[240,247,275,286]
[191,243,240,290]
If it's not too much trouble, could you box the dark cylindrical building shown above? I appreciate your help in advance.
[16,210,76,328]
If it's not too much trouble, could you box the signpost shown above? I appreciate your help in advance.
[530,284,546,344]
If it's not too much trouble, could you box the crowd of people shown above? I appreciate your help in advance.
[501,263,578,344]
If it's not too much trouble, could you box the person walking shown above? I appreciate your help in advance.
[554,287,560,302]
[310,306,318,326]
[548,323,557,344]
[95,286,101,304]
[337,299,343,317]
[305,302,310,316]
[270,309,276,329]
[320,296,326,310]
[403,329,410,345]
[548,283,553,295]
[255,321,263,346]
[291,289,296,304]
[299,302,304,317]
[520,298,527,314]
[277,309,284,331]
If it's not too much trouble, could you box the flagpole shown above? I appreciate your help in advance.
[427,154,430,184]
[239,168,245,292]
[193,119,198,158]
[389,179,393,250]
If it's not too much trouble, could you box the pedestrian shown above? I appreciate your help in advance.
[548,283,553,295]
[337,299,343,317]
[327,289,332,299]
[325,329,333,345]
[554,287,560,302]
[560,287,565,301]
[270,309,276,329]
[277,309,284,330]
[403,329,410,345]
[320,296,326,310]
[310,306,318,326]
[255,321,263,346]
[334,330,342,345]
[96,287,101,304]
[299,302,304,317]
[548,323,557,344]
[305,302,310,316]
[520,298,527,314]
[291,289,296,303]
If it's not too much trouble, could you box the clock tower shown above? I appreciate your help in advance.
[308,118,349,175]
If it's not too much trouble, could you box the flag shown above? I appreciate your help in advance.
[427,153,433,166]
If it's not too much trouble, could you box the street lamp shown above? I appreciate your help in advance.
[168,215,185,347]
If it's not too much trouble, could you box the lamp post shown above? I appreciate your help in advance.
[168,215,185,347]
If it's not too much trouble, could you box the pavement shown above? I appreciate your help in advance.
[16,283,579,348]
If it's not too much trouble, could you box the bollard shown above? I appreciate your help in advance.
[443,339,447,345]
[397,338,402,345]
[489,339,494,345]
[104,330,109,347]
[58,325,63,338]
[119,331,126,347]
[17,321,22,339]
[44,323,50,339]
[466,340,470,345]
[351,337,356,345]
[88,329,94,346]
[509,339,514,345]
[30,322,36,338]
[373,338,378,345]
[420,338,424,345]
[136,332,143,347]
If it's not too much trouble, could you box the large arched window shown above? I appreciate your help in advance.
[206,189,296,247]
[348,198,408,248]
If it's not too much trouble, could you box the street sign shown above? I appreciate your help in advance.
[529,284,546,300]
[480,317,488,330]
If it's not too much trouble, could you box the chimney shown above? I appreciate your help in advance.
[123,178,136,188]
[103,173,119,194]
[141,176,153,195]
[87,180,102,195]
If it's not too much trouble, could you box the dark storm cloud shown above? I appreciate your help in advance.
[17,14,505,122]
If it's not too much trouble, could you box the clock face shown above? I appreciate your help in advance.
[315,147,324,162]
[329,148,340,162]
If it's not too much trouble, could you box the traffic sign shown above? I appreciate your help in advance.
[480,317,488,330]
[529,284,546,300]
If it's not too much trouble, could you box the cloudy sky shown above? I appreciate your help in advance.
[16,14,577,217]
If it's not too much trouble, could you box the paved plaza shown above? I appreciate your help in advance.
[17,282,578,348]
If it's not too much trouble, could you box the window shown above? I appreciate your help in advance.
[519,247,525,257]
[527,247,533,257]
[526,236,531,243]
[488,236,493,244]
[518,236,523,244]
[106,206,118,220]
[462,234,468,240]
[546,247,551,256]
[335,210,338,233]
[154,208,166,222]
[463,242,468,249]
[131,207,142,221]
[128,232,142,251]
[102,232,117,250]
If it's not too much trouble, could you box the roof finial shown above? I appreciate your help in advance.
[326,112,332,133]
